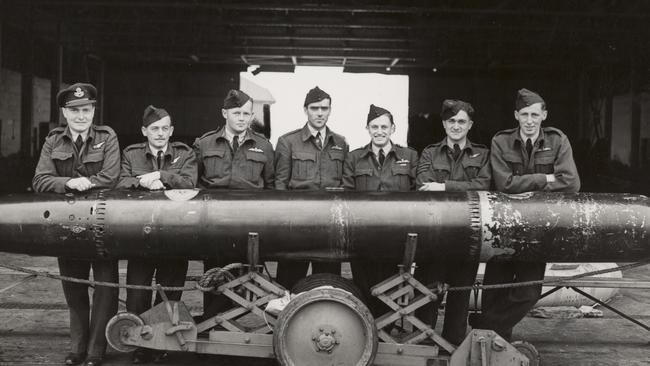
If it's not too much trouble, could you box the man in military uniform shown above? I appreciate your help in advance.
[470,88,580,341]
[193,89,274,318]
[32,83,120,366]
[274,86,348,289]
[117,105,197,364]
[343,104,418,315]
[415,99,491,346]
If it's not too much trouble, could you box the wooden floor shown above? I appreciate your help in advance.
[1,255,650,365]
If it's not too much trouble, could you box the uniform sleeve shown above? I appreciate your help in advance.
[342,153,356,190]
[273,137,291,190]
[88,133,120,189]
[415,148,436,189]
[116,150,140,189]
[445,152,492,191]
[160,149,198,189]
[409,150,419,191]
[262,143,275,189]
[192,138,205,187]
[491,138,546,193]
[32,137,70,193]
[546,136,580,192]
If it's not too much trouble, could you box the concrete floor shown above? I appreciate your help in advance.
[1,254,649,365]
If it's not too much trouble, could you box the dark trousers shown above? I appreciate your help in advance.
[58,258,118,358]
[126,259,188,315]
[415,260,479,346]
[275,260,341,290]
[350,260,397,317]
[202,259,236,319]
[472,261,546,340]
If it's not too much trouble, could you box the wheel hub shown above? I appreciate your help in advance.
[313,326,339,352]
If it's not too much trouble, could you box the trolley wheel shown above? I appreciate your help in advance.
[512,340,540,366]
[291,273,366,303]
[274,287,378,366]
[105,312,145,353]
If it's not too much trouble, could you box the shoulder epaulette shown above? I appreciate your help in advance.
[197,129,219,140]
[494,127,518,136]
[350,146,366,153]
[283,128,303,137]
[124,142,146,152]
[395,144,416,152]
[93,125,116,134]
[47,127,66,137]
[251,130,269,140]
[471,143,488,149]
[543,126,565,136]
[171,141,191,150]
[422,142,442,150]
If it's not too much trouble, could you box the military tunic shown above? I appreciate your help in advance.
[33,125,120,193]
[344,143,418,316]
[475,126,580,341]
[416,139,491,191]
[193,127,274,189]
[415,139,490,345]
[32,124,120,359]
[490,126,580,193]
[274,124,348,190]
[274,124,348,288]
[343,143,418,191]
[117,141,197,317]
[117,141,197,190]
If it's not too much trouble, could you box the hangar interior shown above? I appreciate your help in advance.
[1,0,650,193]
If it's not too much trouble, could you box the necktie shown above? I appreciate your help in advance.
[453,143,461,160]
[314,132,323,150]
[378,148,385,167]
[526,139,533,157]
[232,135,239,155]
[74,135,83,152]
[157,150,164,170]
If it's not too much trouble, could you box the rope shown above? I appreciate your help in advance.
[445,260,650,292]
[1,260,648,295]
[0,262,244,293]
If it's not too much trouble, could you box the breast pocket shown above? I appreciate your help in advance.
[291,151,317,180]
[82,149,105,175]
[503,153,524,176]
[353,168,374,191]
[244,150,267,181]
[534,153,555,174]
[51,150,74,176]
[327,149,345,179]
[431,161,451,182]
[391,164,413,191]
[202,149,228,179]
[462,159,483,179]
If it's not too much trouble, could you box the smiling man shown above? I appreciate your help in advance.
[470,88,580,342]
[117,105,197,364]
[193,89,274,321]
[343,104,418,316]
[414,99,490,345]
[274,86,348,289]
[32,83,120,366]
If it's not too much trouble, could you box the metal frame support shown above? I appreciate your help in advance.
[371,233,456,356]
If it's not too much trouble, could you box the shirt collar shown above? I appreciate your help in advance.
[372,141,392,157]
[446,137,467,150]
[440,138,475,154]
[217,126,249,144]
[65,126,90,143]
[514,127,545,147]
[147,143,169,157]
